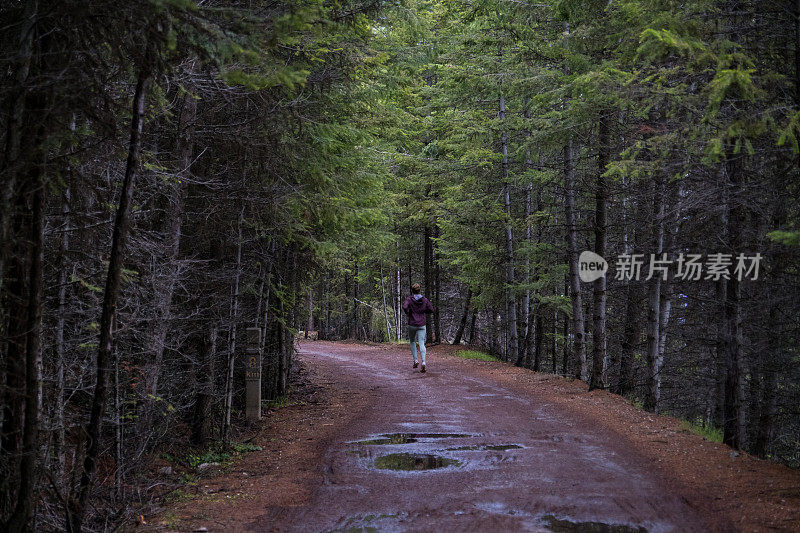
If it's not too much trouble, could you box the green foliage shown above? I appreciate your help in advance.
[233,443,263,454]
[680,420,724,443]
[778,111,800,154]
[636,28,706,62]
[162,440,261,473]
[186,449,232,469]
[164,488,196,504]
[767,230,800,246]
[455,350,499,362]
[706,65,756,119]
[264,395,291,409]
[219,67,310,91]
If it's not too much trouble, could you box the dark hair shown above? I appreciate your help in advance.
[411,283,421,294]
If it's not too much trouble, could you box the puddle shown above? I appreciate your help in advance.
[415,433,472,439]
[542,515,647,533]
[374,453,461,471]
[474,503,647,532]
[356,433,470,445]
[358,434,418,445]
[447,444,523,451]
[329,512,404,533]
[486,444,523,451]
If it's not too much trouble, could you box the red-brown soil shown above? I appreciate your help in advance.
[150,341,800,532]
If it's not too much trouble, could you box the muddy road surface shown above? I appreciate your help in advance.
[251,342,702,532]
[158,341,800,532]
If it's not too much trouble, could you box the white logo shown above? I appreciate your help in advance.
[579,251,608,283]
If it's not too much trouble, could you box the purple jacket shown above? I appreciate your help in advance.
[403,295,434,327]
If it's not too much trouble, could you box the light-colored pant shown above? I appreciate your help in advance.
[409,325,426,364]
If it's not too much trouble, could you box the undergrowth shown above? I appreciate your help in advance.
[680,419,723,443]
[162,442,263,471]
[454,349,499,362]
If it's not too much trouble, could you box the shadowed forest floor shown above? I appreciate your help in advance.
[151,342,800,532]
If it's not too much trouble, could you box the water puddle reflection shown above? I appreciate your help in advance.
[374,452,461,471]
[542,515,648,532]
[356,433,471,445]
[447,444,523,451]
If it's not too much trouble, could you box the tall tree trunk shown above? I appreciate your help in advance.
[344,270,352,338]
[260,253,274,400]
[352,262,360,340]
[6,148,46,532]
[223,207,244,445]
[54,185,70,484]
[112,328,123,503]
[550,310,556,373]
[616,283,641,396]
[520,182,533,365]
[306,287,313,338]
[590,113,610,390]
[657,278,672,365]
[395,253,401,340]
[753,191,788,455]
[654,187,681,398]
[713,278,727,428]
[1,0,37,463]
[644,272,663,411]
[281,251,299,395]
[142,88,195,426]
[488,306,496,355]
[433,225,441,344]
[191,327,217,444]
[380,264,391,342]
[314,275,323,339]
[533,311,543,371]
[522,306,534,369]
[644,176,665,412]
[501,93,519,365]
[723,153,745,449]
[70,67,150,533]
[423,227,433,343]
[564,140,586,380]
[0,0,36,302]
[612,171,635,395]
[753,363,776,456]
[752,292,780,457]
[520,99,535,366]
[276,328,286,398]
[561,275,569,376]
[2,197,28,459]
[324,270,331,340]
[467,307,478,345]
[452,287,472,345]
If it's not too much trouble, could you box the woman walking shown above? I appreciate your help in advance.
[402,283,434,372]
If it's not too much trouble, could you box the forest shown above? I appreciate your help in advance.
[1,0,799,530]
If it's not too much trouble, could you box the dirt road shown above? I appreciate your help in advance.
[158,341,800,532]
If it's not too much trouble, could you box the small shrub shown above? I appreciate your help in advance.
[264,396,289,409]
[186,449,231,469]
[233,443,262,453]
[455,350,499,362]
[680,419,723,443]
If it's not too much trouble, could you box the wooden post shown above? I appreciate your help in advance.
[246,327,261,422]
